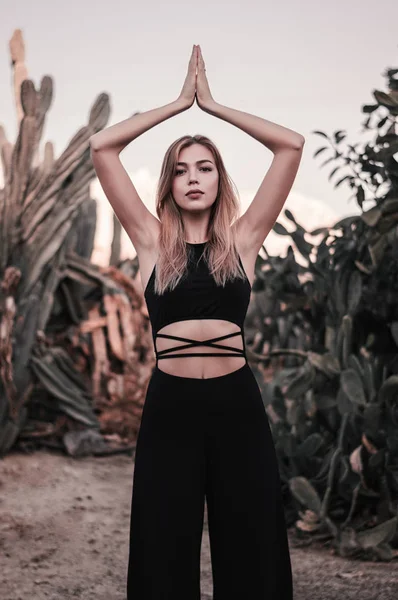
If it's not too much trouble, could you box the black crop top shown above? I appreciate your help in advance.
[144,242,251,361]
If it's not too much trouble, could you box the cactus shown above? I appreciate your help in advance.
[0,29,152,457]
[244,62,398,559]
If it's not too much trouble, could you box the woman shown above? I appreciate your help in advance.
[90,44,304,600]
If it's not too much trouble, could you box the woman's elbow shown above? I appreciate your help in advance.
[89,135,102,151]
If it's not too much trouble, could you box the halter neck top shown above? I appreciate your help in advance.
[144,242,251,361]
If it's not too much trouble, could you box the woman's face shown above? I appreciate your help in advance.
[171,144,219,212]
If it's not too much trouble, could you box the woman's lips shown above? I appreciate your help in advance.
[187,192,203,197]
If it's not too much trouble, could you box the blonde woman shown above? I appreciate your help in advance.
[90,44,304,600]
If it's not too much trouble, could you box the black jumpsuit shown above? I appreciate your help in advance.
[127,241,293,599]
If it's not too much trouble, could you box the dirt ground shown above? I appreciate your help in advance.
[0,449,397,600]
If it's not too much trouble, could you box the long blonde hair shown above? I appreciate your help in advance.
[153,134,247,295]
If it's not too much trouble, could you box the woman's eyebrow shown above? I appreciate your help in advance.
[176,159,214,166]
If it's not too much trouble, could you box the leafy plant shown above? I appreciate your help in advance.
[245,62,398,560]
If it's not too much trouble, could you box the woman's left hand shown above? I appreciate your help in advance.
[195,45,216,111]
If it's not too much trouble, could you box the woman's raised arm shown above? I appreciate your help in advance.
[89,46,198,252]
[89,100,187,252]
[90,99,188,154]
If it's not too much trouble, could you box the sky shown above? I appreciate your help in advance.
[1,0,397,265]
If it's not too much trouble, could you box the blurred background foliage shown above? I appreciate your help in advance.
[243,63,398,559]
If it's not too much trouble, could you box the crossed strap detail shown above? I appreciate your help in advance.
[155,330,246,359]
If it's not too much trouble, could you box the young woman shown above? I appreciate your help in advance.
[90,44,304,600]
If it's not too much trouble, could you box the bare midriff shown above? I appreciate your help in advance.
[154,318,246,379]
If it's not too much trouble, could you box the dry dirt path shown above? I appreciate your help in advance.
[0,450,397,600]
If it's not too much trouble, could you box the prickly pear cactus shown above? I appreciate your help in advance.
[245,64,398,559]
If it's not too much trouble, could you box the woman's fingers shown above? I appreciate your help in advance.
[190,45,197,70]
[177,45,198,108]
[197,45,205,69]
[195,45,214,110]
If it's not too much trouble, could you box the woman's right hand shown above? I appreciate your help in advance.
[177,45,198,109]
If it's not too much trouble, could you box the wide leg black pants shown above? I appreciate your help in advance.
[127,362,293,599]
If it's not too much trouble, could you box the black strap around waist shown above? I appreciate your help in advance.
[155,330,246,359]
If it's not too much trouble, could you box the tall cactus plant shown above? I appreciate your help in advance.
[0,29,111,455]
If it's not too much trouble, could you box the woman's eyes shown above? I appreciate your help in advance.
[175,167,212,175]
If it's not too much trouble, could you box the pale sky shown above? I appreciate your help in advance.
[1,0,397,264]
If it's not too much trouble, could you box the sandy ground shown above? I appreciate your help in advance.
[0,449,397,600]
